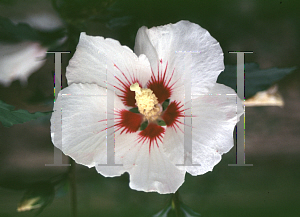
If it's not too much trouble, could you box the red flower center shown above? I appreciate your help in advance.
[113,60,184,151]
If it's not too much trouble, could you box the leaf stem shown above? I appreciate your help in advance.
[172,190,182,217]
[68,158,77,217]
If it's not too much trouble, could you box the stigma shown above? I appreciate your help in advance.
[130,83,162,121]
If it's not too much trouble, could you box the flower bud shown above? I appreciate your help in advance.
[17,181,55,214]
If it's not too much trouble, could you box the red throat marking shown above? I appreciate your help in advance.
[137,123,165,153]
[115,110,143,134]
[113,63,141,107]
[162,101,184,132]
[147,61,176,103]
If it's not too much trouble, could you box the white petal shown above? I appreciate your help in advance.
[134,20,224,95]
[51,83,126,177]
[162,125,185,167]
[186,83,243,175]
[96,131,138,177]
[134,26,159,71]
[67,33,152,93]
[0,42,46,86]
[96,119,185,193]
[125,141,185,194]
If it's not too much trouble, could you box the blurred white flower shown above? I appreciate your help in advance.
[0,0,64,86]
[51,21,243,194]
[0,42,47,86]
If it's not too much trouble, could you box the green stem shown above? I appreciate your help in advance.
[69,158,77,217]
[171,190,182,217]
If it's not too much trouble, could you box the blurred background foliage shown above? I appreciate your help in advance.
[0,0,299,216]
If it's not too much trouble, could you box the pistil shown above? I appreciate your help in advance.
[130,83,162,121]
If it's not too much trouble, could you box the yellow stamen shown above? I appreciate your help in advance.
[130,82,161,121]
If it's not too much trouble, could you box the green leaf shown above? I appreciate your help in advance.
[153,192,201,217]
[217,63,296,99]
[129,107,139,113]
[157,120,166,126]
[162,99,170,111]
[140,121,148,131]
[107,16,133,30]
[53,177,70,198]
[180,203,201,217]
[0,100,52,127]
[153,203,201,217]
[52,0,116,26]
[0,16,66,46]
[153,205,172,217]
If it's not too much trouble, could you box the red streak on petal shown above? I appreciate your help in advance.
[113,63,141,107]
[137,123,165,153]
[162,101,184,133]
[147,61,176,103]
[115,109,143,134]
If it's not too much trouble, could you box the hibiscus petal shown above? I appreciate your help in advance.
[96,118,185,193]
[186,83,243,175]
[162,122,185,166]
[134,26,159,73]
[96,113,186,193]
[134,20,224,95]
[66,33,152,104]
[51,83,126,178]
[123,139,185,194]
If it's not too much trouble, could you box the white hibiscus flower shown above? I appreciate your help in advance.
[51,20,243,194]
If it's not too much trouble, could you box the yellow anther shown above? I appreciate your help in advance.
[130,82,142,94]
[130,82,161,121]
